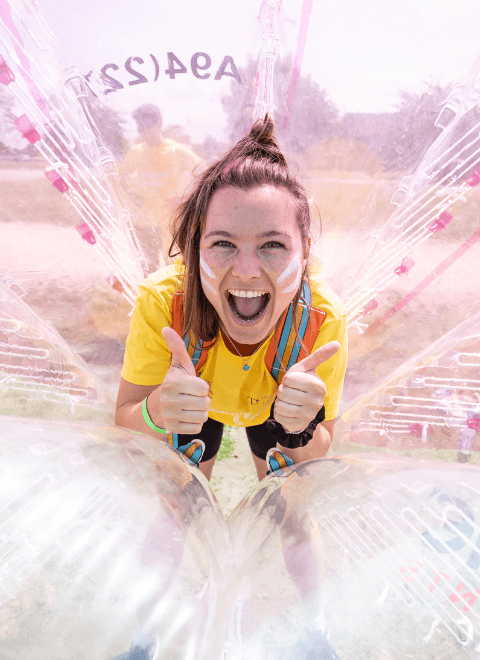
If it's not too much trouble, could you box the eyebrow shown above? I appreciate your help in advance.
[204,229,291,239]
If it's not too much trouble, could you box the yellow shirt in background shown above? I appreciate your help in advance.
[122,261,348,427]
[118,138,200,228]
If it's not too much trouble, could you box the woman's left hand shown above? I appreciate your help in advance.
[273,342,340,433]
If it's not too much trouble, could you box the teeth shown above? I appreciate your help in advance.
[228,290,267,298]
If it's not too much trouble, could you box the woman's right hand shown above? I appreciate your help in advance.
[146,327,211,434]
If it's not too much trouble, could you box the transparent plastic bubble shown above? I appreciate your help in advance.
[0,417,230,660]
[1,2,480,658]
[334,61,480,403]
[0,278,115,422]
[227,455,480,659]
[336,311,480,464]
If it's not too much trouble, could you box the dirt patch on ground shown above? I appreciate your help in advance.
[210,426,258,517]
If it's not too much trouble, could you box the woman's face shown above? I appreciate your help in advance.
[200,185,308,345]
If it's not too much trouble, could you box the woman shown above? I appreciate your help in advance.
[115,115,347,481]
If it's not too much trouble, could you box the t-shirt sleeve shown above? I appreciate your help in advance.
[312,311,348,421]
[117,147,138,176]
[121,280,173,386]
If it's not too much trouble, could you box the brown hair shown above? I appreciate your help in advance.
[169,114,313,354]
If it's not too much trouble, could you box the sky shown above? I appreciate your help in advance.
[302,0,480,114]
[7,0,480,142]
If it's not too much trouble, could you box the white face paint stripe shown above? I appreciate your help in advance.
[276,255,299,284]
[200,273,217,297]
[200,253,216,280]
[281,271,302,294]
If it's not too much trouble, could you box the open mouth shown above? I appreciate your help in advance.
[227,290,270,323]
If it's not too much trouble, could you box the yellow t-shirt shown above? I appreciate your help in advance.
[118,138,200,228]
[122,261,348,427]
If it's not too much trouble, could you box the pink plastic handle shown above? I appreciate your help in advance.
[45,169,69,193]
[394,257,415,276]
[408,423,423,437]
[106,275,124,292]
[429,211,453,233]
[467,168,480,187]
[362,299,378,315]
[13,114,41,143]
[0,55,14,85]
[408,423,432,438]
[76,222,96,244]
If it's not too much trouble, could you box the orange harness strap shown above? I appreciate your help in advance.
[171,285,325,385]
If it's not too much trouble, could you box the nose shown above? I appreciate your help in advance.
[230,247,262,280]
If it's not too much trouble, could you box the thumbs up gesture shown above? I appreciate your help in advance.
[273,341,340,433]
[148,327,211,434]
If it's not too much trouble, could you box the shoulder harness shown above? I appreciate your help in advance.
[171,282,326,385]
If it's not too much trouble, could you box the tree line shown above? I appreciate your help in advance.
[221,57,463,172]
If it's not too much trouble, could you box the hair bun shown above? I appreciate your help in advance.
[247,114,287,166]
[249,114,276,146]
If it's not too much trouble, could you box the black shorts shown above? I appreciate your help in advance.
[174,417,277,462]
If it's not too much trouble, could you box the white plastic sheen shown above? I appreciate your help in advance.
[0,0,480,657]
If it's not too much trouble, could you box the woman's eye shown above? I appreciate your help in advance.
[212,241,235,248]
[262,241,285,249]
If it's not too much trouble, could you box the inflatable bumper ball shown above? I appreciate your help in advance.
[226,453,480,659]
[0,417,230,660]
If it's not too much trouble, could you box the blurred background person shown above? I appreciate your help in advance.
[119,104,200,271]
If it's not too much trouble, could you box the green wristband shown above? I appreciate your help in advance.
[142,396,168,434]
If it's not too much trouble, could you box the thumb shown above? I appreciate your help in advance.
[288,341,340,374]
[162,327,196,377]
